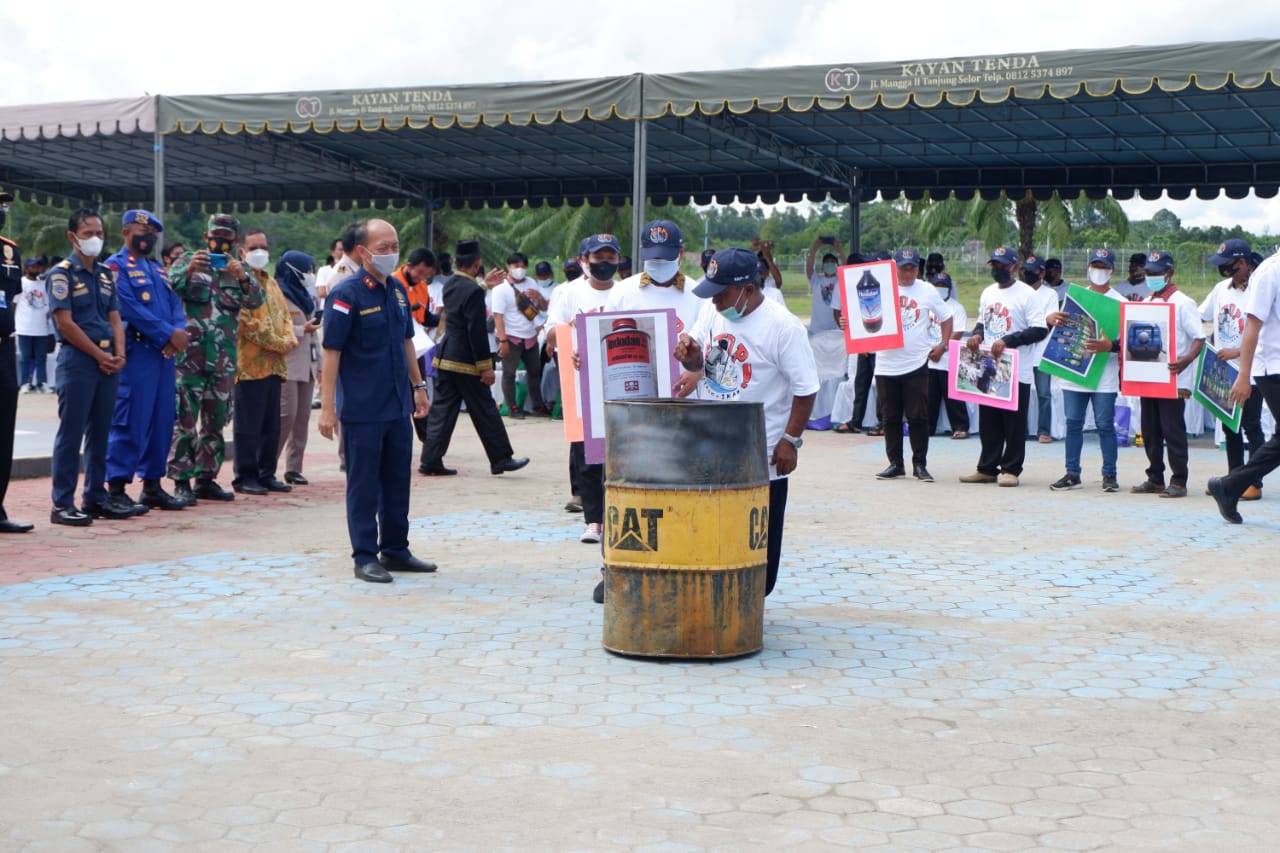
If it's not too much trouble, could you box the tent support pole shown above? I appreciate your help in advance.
[631,113,648,262]
[847,171,862,255]
[153,127,165,218]
[423,189,434,250]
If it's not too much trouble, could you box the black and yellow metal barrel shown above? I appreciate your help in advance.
[602,399,769,659]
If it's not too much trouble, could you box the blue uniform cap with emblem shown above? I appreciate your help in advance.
[893,248,920,267]
[693,247,758,298]
[989,246,1019,265]
[1144,251,1175,273]
[582,233,621,254]
[1207,238,1252,266]
[1021,254,1045,273]
[122,210,163,232]
[1087,248,1116,269]
[639,220,684,261]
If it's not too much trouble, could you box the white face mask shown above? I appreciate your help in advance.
[366,250,399,277]
[508,266,527,281]
[1087,267,1112,286]
[643,259,680,283]
[245,248,271,271]
[302,272,317,290]
[822,262,837,276]
[76,236,104,258]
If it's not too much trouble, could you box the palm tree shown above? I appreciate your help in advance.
[913,191,1130,259]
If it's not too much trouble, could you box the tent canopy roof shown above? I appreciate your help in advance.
[0,39,1277,211]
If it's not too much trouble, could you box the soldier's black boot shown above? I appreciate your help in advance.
[172,479,198,507]
[141,479,186,511]
[107,479,150,517]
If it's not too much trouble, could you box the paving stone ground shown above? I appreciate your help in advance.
[2,410,1279,852]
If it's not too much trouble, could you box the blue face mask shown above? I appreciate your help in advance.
[718,287,748,322]
[1147,274,1168,292]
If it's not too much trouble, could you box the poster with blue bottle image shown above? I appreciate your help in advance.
[837,260,902,355]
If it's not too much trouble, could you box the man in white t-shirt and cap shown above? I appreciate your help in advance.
[609,219,706,336]
[838,248,952,482]
[805,238,843,333]
[1045,248,1125,493]
[959,246,1049,487]
[1209,248,1280,523]
[674,247,819,598]
[1201,238,1265,500]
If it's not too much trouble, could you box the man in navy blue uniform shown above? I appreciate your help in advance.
[104,210,189,512]
[319,219,436,583]
[48,209,129,525]
[0,187,33,533]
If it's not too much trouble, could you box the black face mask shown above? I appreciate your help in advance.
[1219,262,1239,278]
[1020,270,1040,285]
[129,233,157,256]
[589,260,618,282]
[990,266,1013,285]
[208,236,235,254]
[565,268,583,282]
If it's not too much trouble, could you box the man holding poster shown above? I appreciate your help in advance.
[1128,251,1204,499]
[839,248,951,482]
[1045,249,1125,493]
[1209,249,1280,524]
[959,247,1048,488]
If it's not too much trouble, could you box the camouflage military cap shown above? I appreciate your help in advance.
[207,213,241,234]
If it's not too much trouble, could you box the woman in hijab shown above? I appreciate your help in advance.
[275,251,319,484]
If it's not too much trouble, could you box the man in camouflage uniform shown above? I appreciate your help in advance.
[167,214,265,504]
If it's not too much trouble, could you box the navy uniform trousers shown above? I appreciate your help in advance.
[0,338,17,520]
[343,416,414,564]
[52,346,118,509]
[106,340,177,482]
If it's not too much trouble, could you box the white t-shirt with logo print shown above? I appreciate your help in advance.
[548,278,615,354]
[928,298,967,372]
[1147,288,1206,393]
[1200,277,1256,375]
[874,280,953,377]
[609,272,706,336]
[808,273,840,333]
[977,280,1049,385]
[686,297,820,479]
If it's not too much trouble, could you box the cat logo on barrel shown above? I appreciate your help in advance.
[608,507,664,551]
[749,505,768,550]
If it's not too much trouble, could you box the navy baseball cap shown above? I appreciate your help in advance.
[989,246,1018,265]
[700,248,716,269]
[123,209,163,231]
[582,233,621,254]
[1144,250,1175,273]
[1087,248,1116,269]
[1022,254,1046,273]
[1044,258,1062,270]
[563,257,581,270]
[893,248,920,267]
[639,220,684,261]
[693,248,757,298]
[1208,238,1252,266]
[534,261,552,276]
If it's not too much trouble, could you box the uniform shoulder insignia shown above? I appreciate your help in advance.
[0,235,16,246]
[49,272,70,300]
[56,259,72,269]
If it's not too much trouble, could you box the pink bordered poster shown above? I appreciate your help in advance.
[575,308,680,464]
[1119,301,1177,399]
[947,340,1020,412]
[838,259,903,354]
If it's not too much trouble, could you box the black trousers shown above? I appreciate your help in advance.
[570,440,604,525]
[421,370,514,467]
[233,376,283,486]
[850,352,877,427]
[0,338,16,521]
[927,367,969,433]
[876,364,930,467]
[976,382,1031,476]
[765,477,788,596]
[1222,374,1280,499]
[1140,396,1188,487]
[1223,384,1265,488]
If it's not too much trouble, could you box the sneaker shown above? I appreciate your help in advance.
[1102,477,1119,493]
[580,523,602,544]
[959,470,997,484]
[19,384,33,395]
[997,473,1019,487]
[564,497,583,513]
[913,465,934,483]
[1050,474,1082,491]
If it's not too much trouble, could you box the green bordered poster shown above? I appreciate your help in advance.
[1193,344,1243,433]
[1037,284,1122,389]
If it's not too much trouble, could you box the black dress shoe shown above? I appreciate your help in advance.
[194,480,235,501]
[354,562,394,583]
[283,471,309,485]
[50,506,93,526]
[262,478,293,493]
[233,481,268,496]
[379,553,438,573]
[875,464,906,480]
[419,463,457,476]
[0,519,34,533]
[173,481,198,507]
[490,456,530,475]
[913,465,935,483]
[140,483,187,510]
[86,500,138,520]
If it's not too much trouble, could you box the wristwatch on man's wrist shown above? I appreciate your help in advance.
[782,433,804,449]
[413,383,429,391]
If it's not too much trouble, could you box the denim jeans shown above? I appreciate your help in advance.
[1062,389,1117,478]
[1032,366,1053,437]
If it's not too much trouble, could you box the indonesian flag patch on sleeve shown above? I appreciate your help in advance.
[332,300,351,315]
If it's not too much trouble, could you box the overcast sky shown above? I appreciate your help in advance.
[3,0,1278,236]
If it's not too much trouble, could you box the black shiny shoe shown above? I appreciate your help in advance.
[283,471,309,485]
[419,464,458,476]
[354,562,393,583]
[194,479,235,501]
[50,506,92,526]
[140,481,186,510]
[379,553,438,573]
[85,500,138,520]
[233,481,269,496]
[0,519,34,534]
[490,456,530,475]
[173,480,198,507]
[875,464,906,480]
[913,465,934,483]
[261,478,293,493]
